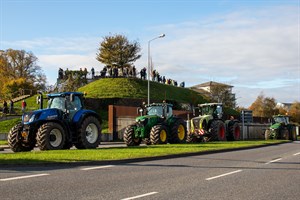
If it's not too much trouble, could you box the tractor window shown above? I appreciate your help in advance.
[166,106,172,118]
[274,116,288,125]
[147,106,163,116]
[215,105,223,118]
[70,96,82,111]
[48,97,65,110]
[200,106,212,115]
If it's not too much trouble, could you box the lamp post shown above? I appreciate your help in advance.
[147,33,165,105]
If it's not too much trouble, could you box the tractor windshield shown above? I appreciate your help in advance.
[147,106,163,116]
[273,116,288,125]
[48,96,82,111]
[48,97,66,110]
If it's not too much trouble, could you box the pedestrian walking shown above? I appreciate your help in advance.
[3,100,8,114]
[9,99,14,114]
[22,100,27,113]
[91,67,95,79]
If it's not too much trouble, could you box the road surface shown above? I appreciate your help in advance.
[1,142,300,200]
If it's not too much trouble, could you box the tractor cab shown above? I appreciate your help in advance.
[145,103,173,119]
[47,92,83,119]
[199,103,223,119]
[272,115,289,125]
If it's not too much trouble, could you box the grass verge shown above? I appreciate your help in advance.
[0,140,288,165]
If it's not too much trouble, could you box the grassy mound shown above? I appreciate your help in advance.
[78,78,207,104]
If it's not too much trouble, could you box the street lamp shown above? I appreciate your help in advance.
[147,33,165,105]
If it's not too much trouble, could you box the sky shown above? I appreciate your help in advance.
[0,0,299,108]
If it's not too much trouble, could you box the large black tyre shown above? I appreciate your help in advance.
[186,133,197,143]
[8,123,35,152]
[169,119,187,144]
[143,138,151,145]
[289,126,297,141]
[210,120,226,141]
[37,122,66,150]
[265,129,271,140]
[75,116,101,149]
[279,128,289,140]
[150,124,168,144]
[123,125,141,146]
[228,122,241,141]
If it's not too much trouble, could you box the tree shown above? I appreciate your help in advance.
[209,84,236,108]
[249,93,277,118]
[0,49,46,98]
[96,34,141,69]
[289,101,300,124]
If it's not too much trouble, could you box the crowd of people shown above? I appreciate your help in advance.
[57,65,185,88]
[1,99,15,115]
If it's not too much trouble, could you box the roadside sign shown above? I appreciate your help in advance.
[241,110,253,123]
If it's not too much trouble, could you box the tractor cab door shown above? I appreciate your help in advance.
[165,105,173,119]
[215,105,223,119]
[66,95,83,120]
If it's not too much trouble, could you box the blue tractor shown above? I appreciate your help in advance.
[8,92,102,152]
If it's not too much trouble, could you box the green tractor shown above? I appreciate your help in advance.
[123,102,187,146]
[265,115,297,140]
[187,103,240,142]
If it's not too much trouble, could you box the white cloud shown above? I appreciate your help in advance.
[146,5,299,106]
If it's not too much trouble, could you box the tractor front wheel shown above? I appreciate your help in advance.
[8,123,35,152]
[211,120,226,141]
[150,125,168,144]
[75,116,101,149]
[37,122,66,150]
[123,125,141,146]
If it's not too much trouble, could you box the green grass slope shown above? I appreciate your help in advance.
[78,78,207,104]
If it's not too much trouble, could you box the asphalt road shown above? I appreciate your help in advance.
[1,141,300,200]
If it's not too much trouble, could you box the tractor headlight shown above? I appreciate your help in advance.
[136,118,145,123]
[29,114,36,123]
[23,114,30,122]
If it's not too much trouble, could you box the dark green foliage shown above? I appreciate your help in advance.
[96,34,141,68]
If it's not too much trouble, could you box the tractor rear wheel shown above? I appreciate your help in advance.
[123,125,141,146]
[75,116,101,149]
[169,119,187,143]
[150,125,168,144]
[228,122,240,141]
[37,122,66,150]
[280,129,289,140]
[211,120,226,141]
[290,126,297,141]
[8,123,35,152]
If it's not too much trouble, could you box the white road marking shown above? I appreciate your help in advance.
[293,152,300,156]
[0,173,50,182]
[265,158,282,165]
[80,165,115,171]
[206,170,242,181]
[121,192,158,200]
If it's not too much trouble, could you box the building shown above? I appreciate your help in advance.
[276,102,293,112]
[190,81,236,107]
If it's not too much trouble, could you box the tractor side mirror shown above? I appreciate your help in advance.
[38,92,43,109]
[137,107,144,116]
